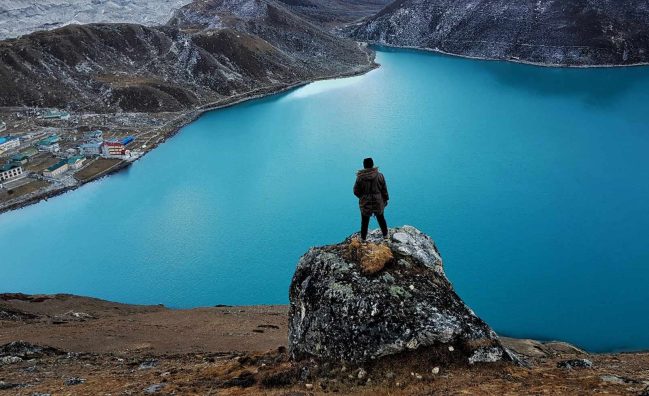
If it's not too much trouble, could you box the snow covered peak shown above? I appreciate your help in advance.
[0,0,193,40]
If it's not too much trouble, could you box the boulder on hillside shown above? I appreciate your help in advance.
[0,341,65,361]
[288,226,516,364]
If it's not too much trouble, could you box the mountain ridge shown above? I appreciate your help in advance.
[347,0,649,66]
[0,0,375,112]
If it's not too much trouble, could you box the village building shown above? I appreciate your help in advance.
[0,163,26,182]
[80,139,103,156]
[37,134,60,146]
[39,143,60,153]
[67,156,86,170]
[41,110,70,120]
[84,130,103,139]
[43,159,69,178]
[101,141,126,158]
[0,121,6,132]
[0,136,20,154]
[37,134,61,153]
[19,147,39,158]
[10,153,29,166]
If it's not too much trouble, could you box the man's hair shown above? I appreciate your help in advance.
[363,157,374,169]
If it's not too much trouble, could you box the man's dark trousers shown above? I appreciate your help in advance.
[361,213,388,240]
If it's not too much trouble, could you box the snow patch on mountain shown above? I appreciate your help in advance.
[0,0,193,40]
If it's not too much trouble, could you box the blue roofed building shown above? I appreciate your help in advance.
[0,136,20,154]
[67,155,86,170]
[10,153,29,166]
[41,110,70,120]
[37,134,60,153]
[43,159,69,178]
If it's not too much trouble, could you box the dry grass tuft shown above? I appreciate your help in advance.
[348,237,394,275]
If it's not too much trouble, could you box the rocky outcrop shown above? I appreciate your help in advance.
[288,226,515,364]
[0,341,64,362]
[347,0,649,66]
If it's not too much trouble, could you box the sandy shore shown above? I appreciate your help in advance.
[2,293,649,395]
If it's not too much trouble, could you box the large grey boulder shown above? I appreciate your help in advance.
[288,226,515,364]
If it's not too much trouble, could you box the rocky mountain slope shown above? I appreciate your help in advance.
[274,0,391,26]
[348,0,649,66]
[0,0,374,113]
[169,0,373,72]
[0,0,192,40]
[289,226,515,364]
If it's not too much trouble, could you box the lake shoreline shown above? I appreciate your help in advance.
[4,41,648,217]
[2,292,647,355]
[0,58,379,217]
[2,48,648,354]
[368,42,649,69]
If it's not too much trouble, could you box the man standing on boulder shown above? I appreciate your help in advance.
[354,157,389,241]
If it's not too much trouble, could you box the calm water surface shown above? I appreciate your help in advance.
[2,49,648,352]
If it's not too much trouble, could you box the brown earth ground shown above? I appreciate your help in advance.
[1,293,648,395]
[73,158,125,183]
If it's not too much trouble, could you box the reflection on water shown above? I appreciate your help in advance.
[282,73,370,100]
[483,61,649,109]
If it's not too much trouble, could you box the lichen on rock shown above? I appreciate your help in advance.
[288,226,516,364]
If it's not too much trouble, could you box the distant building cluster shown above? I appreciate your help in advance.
[43,156,86,178]
[0,132,27,187]
[0,111,139,188]
[0,132,47,185]
[79,130,134,159]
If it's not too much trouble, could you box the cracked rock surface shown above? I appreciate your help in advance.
[288,225,514,364]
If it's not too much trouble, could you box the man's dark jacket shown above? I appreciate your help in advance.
[353,167,389,216]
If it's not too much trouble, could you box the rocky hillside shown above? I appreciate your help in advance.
[0,0,374,113]
[289,226,515,365]
[169,0,373,72]
[273,0,392,26]
[348,0,649,66]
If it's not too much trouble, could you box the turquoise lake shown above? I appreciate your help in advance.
[1,48,648,352]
